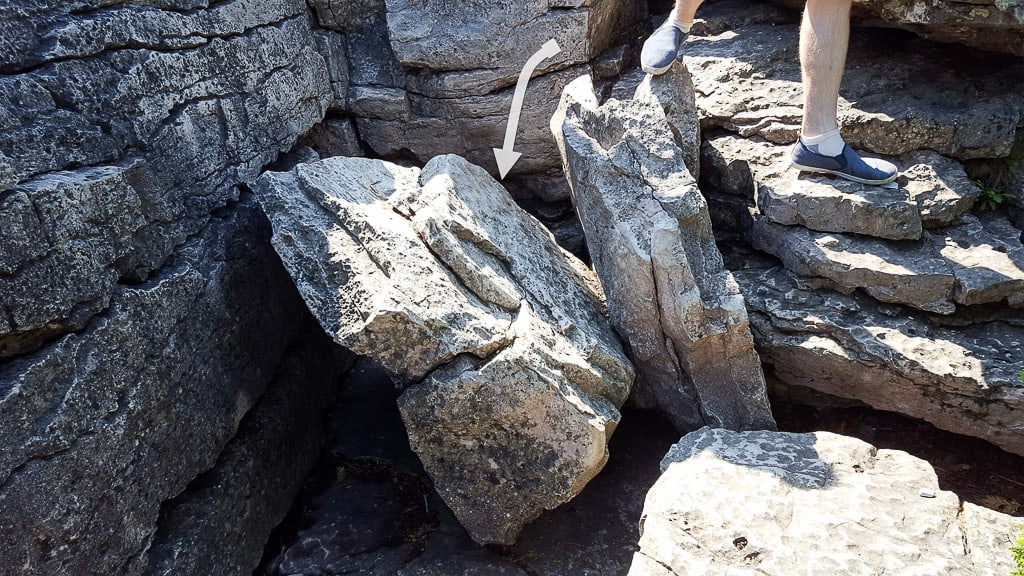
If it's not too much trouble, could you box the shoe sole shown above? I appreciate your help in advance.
[642,61,674,75]
[791,161,898,185]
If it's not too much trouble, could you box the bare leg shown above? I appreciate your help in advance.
[799,0,851,138]
[673,0,705,24]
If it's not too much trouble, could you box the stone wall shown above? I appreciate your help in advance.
[0,1,344,574]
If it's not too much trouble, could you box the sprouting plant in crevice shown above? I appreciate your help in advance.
[972,180,1017,212]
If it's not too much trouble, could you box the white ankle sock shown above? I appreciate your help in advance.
[667,10,693,32]
[800,128,845,156]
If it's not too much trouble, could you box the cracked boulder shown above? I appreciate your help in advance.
[252,153,634,545]
[629,427,1024,575]
[733,255,1024,456]
[551,71,775,433]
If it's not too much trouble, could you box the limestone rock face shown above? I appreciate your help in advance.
[552,72,775,433]
[629,427,1024,575]
[0,0,332,356]
[772,0,1024,57]
[308,0,644,197]
[734,256,1024,457]
[0,199,322,576]
[252,153,634,545]
[684,8,1024,160]
[0,1,337,573]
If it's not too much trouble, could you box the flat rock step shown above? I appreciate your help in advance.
[704,134,981,240]
[749,212,1024,314]
[684,10,1024,160]
[731,257,1024,457]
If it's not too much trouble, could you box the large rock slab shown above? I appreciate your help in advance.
[0,198,316,575]
[629,427,1024,575]
[749,213,1024,314]
[703,134,981,240]
[684,5,1024,160]
[252,153,634,545]
[552,72,775,433]
[733,257,1024,456]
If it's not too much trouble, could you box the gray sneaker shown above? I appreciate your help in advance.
[791,141,898,185]
[641,20,688,75]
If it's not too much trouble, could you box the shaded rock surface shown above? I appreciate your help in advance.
[143,324,352,576]
[260,359,683,576]
[552,71,774,433]
[252,153,633,545]
[730,253,1024,457]
[0,1,338,573]
[629,427,1024,575]
[0,198,319,576]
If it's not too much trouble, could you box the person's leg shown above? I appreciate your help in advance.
[792,0,898,184]
[641,0,705,75]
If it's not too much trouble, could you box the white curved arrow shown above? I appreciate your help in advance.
[493,38,561,179]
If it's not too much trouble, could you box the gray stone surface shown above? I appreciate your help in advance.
[773,0,1024,57]
[0,198,315,576]
[552,73,775,433]
[0,1,336,573]
[253,153,633,545]
[684,5,1024,160]
[630,427,1024,575]
[144,325,352,576]
[749,213,1024,314]
[703,135,982,240]
[0,0,331,352]
[733,258,1024,456]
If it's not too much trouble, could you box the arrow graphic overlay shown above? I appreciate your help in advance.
[493,38,561,179]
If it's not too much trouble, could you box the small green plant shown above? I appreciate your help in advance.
[1019,368,1024,382]
[972,180,1016,212]
[1011,525,1024,576]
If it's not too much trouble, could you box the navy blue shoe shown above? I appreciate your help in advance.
[641,21,688,75]
[791,141,898,185]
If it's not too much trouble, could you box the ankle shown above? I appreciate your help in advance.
[800,128,844,156]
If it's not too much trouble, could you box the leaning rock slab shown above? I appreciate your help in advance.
[253,154,633,545]
[735,257,1024,456]
[552,72,775,433]
[629,427,1024,575]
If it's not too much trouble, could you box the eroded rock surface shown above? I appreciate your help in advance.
[629,427,1024,575]
[732,254,1024,457]
[252,153,634,545]
[552,71,774,433]
[684,5,1024,160]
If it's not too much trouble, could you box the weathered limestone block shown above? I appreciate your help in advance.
[629,427,1023,575]
[684,6,1024,160]
[702,135,981,240]
[0,0,331,354]
[734,259,1024,456]
[749,213,1024,314]
[552,72,775,433]
[252,154,633,545]
[0,198,314,576]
